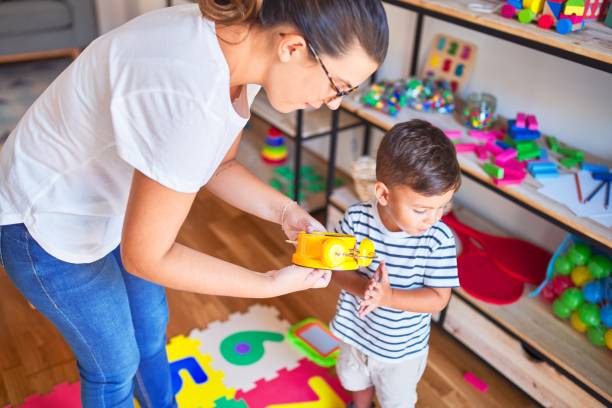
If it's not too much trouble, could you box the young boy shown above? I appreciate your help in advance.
[331,119,461,408]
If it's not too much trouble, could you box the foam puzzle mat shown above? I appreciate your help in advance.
[6,305,350,408]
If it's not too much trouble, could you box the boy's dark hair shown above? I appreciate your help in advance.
[376,119,461,195]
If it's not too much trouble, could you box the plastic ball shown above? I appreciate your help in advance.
[552,299,572,319]
[601,305,612,328]
[570,311,588,333]
[605,329,612,350]
[556,18,573,35]
[578,303,600,327]
[586,325,606,347]
[518,9,535,24]
[582,280,604,304]
[500,4,516,19]
[588,255,611,279]
[568,243,591,266]
[560,288,583,310]
[539,282,557,303]
[538,14,554,29]
[551,275,573,296]
[554,255,573,276]
[571,266,593,287]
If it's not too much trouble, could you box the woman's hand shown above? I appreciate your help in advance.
[268,264,331,296]
[281,201,326,240]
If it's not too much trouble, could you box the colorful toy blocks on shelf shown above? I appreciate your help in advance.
[444,130,463,139]
[455,143,478,153]
[501,0,586,34]
[483,163,505,179]
[582,162,610,173]
[527,161,560,178]
[495,148,517,163]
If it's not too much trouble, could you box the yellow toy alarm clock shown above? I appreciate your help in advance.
[290,231,376,270]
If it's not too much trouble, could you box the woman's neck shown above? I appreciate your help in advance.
[216,24,269,88]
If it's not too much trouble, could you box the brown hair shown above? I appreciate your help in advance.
[376,120,461,196]
[197,0,389,65]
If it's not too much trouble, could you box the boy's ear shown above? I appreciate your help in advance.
[374,181,390,206]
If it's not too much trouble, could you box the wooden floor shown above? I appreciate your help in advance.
[0,190,537,407]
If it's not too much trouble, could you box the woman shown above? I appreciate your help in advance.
[0,0,388,406]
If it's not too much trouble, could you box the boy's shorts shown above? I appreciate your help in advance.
[336,341,428,408]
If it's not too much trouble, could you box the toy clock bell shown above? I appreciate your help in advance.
[290,231,376,270]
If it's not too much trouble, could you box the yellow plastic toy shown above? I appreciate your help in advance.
[291,231,376,270]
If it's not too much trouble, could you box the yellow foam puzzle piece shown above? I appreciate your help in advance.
[267,376,346,408]
[167,335,235,408]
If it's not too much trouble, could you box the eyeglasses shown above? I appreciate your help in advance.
[307,42,358,103]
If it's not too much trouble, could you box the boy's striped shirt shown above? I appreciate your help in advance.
[330,202,459,363]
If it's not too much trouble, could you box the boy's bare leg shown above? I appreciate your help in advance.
[352,387,375,408]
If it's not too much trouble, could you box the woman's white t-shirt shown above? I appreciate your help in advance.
[0,5,259,263]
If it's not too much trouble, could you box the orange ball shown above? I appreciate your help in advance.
[570,311,588,333]
[571,266,593,287]
[605,329,612,350]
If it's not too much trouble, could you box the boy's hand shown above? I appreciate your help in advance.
[281,202,325,241]
[359,261,392,317]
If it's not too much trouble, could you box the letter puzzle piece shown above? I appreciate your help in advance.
[235,358,351,408]
[167,335,234,408]
[17,382,81,408]
[189,305,303,392]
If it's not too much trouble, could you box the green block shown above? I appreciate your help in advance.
[483,163,504,179]
[300,165,315,175]
[515,141,539,154]
[306,182,325,193]
[269,178,283,191]
[518,149,541,161]
[546,136,560,152]
[334,178,344,187]
[558,147,584,161]
[274,166,293,179]
[560,157,580,169]
[304,173,324,183]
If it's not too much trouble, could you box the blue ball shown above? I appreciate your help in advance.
[601,305,612,328]
[582,280,604,304]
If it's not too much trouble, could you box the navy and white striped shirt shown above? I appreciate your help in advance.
[330,202,459,363]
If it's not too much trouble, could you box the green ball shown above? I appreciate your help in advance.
[568,243,592,266]
[587,325,607,347]
[554,255,573,275]
[588,255,611,279]
[553,299,572,319]
[560,288,583,310]
[578,303,600,327]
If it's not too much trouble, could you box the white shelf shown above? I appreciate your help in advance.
[251,93,361,139]
[342,95,612,249]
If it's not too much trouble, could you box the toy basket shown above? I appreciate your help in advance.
[352,156,376,202]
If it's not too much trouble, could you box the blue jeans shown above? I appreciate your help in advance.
[0,224,177,408]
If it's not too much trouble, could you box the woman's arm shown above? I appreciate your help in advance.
[206,134,324,238]
[120,170,330,297]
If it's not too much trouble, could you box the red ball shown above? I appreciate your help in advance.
[500,4,516,19]
[539,282,557,303]
[538,15,554,29]
[551,275,573,296]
